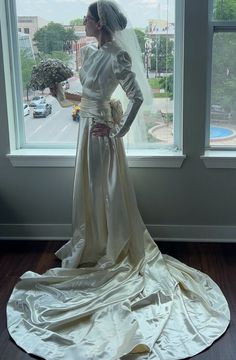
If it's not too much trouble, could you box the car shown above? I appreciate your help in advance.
[23,103,30,116]
[30,96,46,107]
[62,80,70,90]
[33,103,52,118]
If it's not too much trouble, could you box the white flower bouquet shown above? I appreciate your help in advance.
[30,59,73,91]
[30,59,78,107]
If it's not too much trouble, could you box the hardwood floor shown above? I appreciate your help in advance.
[0,240,235,360]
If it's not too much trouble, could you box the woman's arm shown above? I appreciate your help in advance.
[49,83,81,107]
[111,50,143,138]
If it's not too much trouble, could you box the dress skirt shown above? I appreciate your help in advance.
[7,109,230,360]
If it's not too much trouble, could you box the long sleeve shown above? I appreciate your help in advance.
[111,50,143,137]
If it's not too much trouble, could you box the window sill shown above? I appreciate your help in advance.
[201,150,236,168]
[7,149,186,168]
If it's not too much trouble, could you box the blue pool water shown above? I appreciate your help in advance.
[210,126,234,140]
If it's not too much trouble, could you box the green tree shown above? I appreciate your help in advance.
[33,22,77,54]
[159,74,173,99]
[212,1,236,112]
[70,18,84,26]
[211,33,236,111]
[215,0,236,20]
[20,49,35,99]
[36,50,71,65]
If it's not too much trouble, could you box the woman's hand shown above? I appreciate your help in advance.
[91,123,110,137]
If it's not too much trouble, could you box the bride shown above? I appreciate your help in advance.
[7,1,230,359]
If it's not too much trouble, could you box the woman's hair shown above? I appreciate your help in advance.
[88,1,127,32]
[88,2,100,22]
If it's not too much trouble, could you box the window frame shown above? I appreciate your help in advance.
[1,0,186,168]
[202,0,236,168]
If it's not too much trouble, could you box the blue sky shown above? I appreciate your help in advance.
[16,0,175,28]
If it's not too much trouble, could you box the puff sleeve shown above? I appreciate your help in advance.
[111,50,143,138]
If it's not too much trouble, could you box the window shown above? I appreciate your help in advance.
[3,0,184,158]
[207,0,236,148]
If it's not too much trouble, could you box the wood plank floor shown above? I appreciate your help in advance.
[0,240,235,360]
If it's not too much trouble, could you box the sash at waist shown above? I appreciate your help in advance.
[80,97,112,122]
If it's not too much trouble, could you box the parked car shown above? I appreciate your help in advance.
[33,103,52,118]
[30,96,46,107]
[62,80,70,90]
[23,103,30,116]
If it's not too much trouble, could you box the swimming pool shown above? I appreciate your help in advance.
[210,126,234,140]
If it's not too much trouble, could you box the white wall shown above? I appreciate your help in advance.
[1,0,236,241]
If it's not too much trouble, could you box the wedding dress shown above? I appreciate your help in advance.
[7,41,230,360]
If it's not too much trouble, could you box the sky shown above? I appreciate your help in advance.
[16,0,175,28]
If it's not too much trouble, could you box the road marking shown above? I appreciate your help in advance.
[60,124,70,133]
[30,124,43,136]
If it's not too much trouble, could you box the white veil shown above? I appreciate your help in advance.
[97,0,153,147]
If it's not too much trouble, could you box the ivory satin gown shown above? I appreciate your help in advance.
[7,41,230,360]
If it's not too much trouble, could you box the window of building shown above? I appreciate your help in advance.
[4,0,184,157]
[207,0,236,149]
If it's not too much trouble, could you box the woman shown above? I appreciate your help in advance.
[7,1,230,359]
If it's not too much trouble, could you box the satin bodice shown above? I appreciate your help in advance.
[79,41,143,132]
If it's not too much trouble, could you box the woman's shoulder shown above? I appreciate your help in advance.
[108,42,131,65]
[80,43,97,62]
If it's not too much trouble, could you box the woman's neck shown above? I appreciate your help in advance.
[97,32,113,48]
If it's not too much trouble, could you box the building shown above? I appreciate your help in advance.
[147,19,175,39]
[18,32,34,58]
[17,16,49,51]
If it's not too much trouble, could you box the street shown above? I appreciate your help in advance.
[24,77,82,145]
[24,97,79,145]
[23,75,173,145]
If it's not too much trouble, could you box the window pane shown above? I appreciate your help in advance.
[15,0,175,148]
[210,32,236,147]
[213,0,236,21]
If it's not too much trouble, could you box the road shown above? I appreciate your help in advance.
[24,76,173,145]
[24,77,82,145]
[24,97,79,144]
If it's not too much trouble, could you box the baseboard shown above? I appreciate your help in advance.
[0,223,236,242]
[0,223,72,240]
[148,224,236,242]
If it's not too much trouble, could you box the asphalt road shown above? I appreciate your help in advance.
[24,97,79,145]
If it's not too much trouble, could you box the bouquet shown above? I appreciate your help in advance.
[30,59,73,91]
[29,59,77,107]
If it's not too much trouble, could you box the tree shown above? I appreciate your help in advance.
[159,74,173,99]
[70,18,84,26]
[37,51,71,65]
[215,0,236,20]
[211,32,236,111]
[212,0,236,111]
[33,22,77,54]
[20,49,35,100]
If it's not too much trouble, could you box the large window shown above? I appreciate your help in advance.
[208,0,236,148]
[4,0,182,152]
